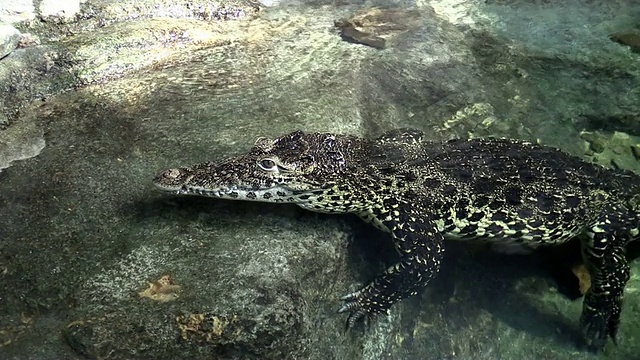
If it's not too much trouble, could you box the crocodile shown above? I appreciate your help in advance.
[153,128,640,351]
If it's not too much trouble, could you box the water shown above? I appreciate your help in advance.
[0,0,639,359]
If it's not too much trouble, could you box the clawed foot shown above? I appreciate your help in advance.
[580,291,622,352]
[338,290,371,329]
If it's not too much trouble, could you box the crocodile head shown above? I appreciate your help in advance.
[153,130,364,205]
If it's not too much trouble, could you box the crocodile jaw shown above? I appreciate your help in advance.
[153,130,361,205]
[153,165,313,204]
[155,181,302,203]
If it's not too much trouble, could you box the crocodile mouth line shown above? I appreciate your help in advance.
[176,186,222,197]
[175,185,247,198]
[166,184,305,203]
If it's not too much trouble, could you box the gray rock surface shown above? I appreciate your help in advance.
[0,111,45,171]
[0,23,20,58]
[0,0,35,24]
[38,0,80,20]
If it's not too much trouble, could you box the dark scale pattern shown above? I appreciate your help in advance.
[154,128,640,352]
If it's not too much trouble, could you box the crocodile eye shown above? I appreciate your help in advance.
[258,158,278,172]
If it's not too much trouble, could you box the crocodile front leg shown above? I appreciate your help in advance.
[580,211,633,351]
[339,201,444,325]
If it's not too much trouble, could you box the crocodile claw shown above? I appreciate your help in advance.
[580,291,622,352]
[338,290,370,329]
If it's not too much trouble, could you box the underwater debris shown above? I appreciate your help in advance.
[335,19,386,49]
[138,274,182,302]
[176,312,243,344]
[0,312,34,347]
[571,263,591,295]
[610,30,640,53]
[335,7,421,49]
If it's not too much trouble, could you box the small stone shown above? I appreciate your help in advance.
[0,0,36,24]
[335,7,422,49]
[39,0,80,21]
[335,20,386,49]
[0,23,20,59]
[610,30,640,53]
[0,116,46,171]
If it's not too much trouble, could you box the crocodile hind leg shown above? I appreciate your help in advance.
[339,202,444,325]
[580,211,633,351]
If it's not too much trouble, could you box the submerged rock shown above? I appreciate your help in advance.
[335,7,422,49]
[38,0,81,21]
[0,113,45,171]
[0,23,20,59]
[0,0,35,24]
[610,29,640,53]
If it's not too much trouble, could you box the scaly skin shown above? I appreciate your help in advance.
[154,128,640,351]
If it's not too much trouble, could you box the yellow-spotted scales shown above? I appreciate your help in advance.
[154,128,640,351]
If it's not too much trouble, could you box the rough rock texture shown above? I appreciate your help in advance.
[0,0,35,24]
[38,0,81,20]
[0,0,261,175]
[0,23,20,58]
[0,112,45,171]
[610,29,640,53]
[0,0,639,359]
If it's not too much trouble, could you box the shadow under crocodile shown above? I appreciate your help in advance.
[134,195,639,355]
[344,219,626,354]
